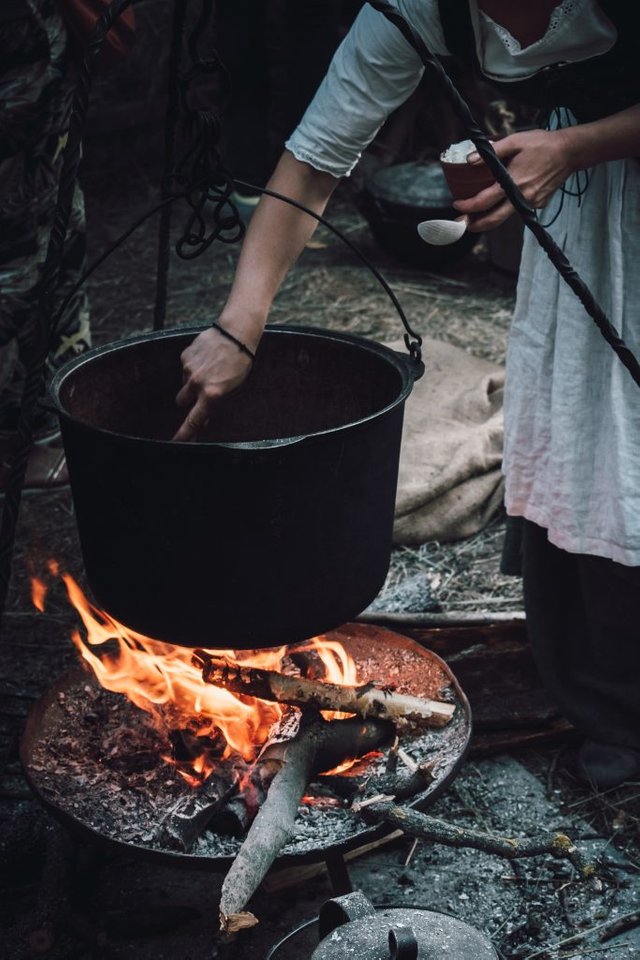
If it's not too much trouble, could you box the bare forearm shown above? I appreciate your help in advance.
[221,151,340,346]
[174,152,339,440]
[565,103,640,170]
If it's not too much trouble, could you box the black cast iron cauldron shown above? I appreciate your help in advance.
[50,325,423,648]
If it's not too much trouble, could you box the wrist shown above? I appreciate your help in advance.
[216,306,266,353]
[554,125,586,175]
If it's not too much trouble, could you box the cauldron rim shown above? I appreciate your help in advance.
[49,323,418,450]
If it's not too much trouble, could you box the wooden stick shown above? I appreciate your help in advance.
[155,774,239,852]
[356,760,436,805]
[358,802,600,886]
[193,651,455,728]
[219,713,393,932]
[356,611,525,627]
[219,716,320,933]
[215,710,303,836]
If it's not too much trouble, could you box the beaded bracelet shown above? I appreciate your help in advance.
[211,321,256,362]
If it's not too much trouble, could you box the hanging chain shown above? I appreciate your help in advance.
[166,0,246,257]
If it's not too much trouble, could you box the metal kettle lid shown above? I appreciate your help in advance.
[311,892,498,960]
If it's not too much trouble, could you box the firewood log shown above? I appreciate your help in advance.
[154,774,238,851]
[219,712,393,932]
[354,760,436,805]
[193,651,455,728]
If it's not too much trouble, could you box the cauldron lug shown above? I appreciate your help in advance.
[392,349,425,382]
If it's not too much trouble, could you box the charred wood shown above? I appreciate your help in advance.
[154,774,239,852]
[169,727,226,763]
[193,651,455,728]
[219,717,319,933]
[219,712,393,933]
[311,773,361,802]
[385,735,400,774]
[215,796,258,837]
[356,760,436,805]
[162,711,304,846]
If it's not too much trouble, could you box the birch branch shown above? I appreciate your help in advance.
[219,713,393,933]
[193,651,455,729]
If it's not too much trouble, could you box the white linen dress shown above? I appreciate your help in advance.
[286,0,640,566]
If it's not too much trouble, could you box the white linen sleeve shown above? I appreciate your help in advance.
[285,1,449,178]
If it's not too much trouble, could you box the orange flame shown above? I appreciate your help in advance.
[31,577,47,613]
[296,637,358,721]
[35,569,360,785]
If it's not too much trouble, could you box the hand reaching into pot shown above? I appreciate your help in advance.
[173,324,257,441]
[173,151,339,441]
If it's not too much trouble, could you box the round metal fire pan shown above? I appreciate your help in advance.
[20,628,471,871]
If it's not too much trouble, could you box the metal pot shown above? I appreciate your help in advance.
[311,892,498,959]
[50,325,422,648]
[360,161,477,269]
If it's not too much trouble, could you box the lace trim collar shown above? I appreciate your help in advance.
[469,0,617,81]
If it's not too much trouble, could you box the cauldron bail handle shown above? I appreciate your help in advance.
[389,926,419,960]
[231,181,424,371]
[318,891,376,941]
[234,174,424,370]
[367,0,640,392]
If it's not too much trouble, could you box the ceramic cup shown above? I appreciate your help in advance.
[440,138,496,201]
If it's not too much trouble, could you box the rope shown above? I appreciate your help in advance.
[538,107,591,228]
[163,0,246,259]
[149,0,420,350]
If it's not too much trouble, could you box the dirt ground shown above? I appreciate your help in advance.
[1,166,639,960]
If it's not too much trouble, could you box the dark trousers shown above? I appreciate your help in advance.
[519,519,640,751]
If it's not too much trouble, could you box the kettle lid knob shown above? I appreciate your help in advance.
[389,925,418,960]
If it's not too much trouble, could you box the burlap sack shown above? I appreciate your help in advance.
[392,337,505,545]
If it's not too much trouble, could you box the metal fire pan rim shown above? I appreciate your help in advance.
[20,629,471,872]
[49,324,417,452]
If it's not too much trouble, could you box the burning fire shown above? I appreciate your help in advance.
[32,567,360,786]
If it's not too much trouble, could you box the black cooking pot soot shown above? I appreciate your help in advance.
[51,325,423,648]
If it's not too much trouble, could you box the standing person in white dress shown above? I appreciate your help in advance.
[175,2,640,788]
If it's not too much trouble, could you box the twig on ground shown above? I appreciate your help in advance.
[357,802,600,888]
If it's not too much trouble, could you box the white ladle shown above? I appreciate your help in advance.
[417,217,468,246]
